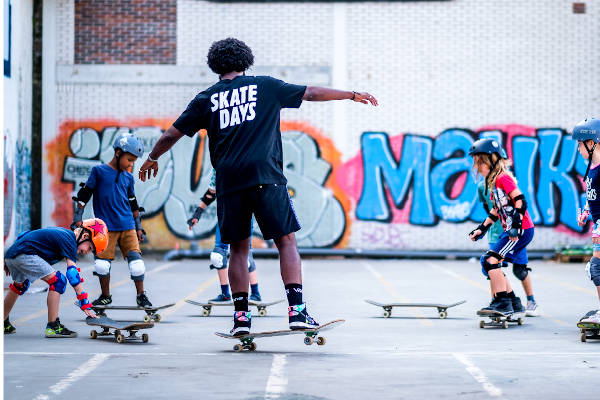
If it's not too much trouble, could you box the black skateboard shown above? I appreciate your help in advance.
[86,316,153,343]
[477,310,525,329]
[215,319,344,352]
[185,299,284,317]
[365,299,466,319]
[92,303,175,322]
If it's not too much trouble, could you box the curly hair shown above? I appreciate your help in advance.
[207,38,254,76]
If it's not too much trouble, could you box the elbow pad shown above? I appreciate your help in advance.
[129,196,140,212]
[513,194,527,214]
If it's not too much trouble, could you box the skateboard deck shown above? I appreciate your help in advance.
[215,319,344,352]
[365,299,466,319]
[185,299,285,317]
[477,310,525,329]
[92,303,175,322]
[86,316,153,343]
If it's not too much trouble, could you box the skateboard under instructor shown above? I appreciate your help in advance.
[139,37,378,335]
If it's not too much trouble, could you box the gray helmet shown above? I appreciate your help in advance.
[468,138,507,159]
[113,132,144,158]
[572,118,600,143]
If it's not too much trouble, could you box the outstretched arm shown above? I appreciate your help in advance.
[302,86,378,106]
[139,126,185,182]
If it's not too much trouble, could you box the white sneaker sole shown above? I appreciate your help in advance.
[289,321,319,330]
[230,327,250,336]
[525,309,540,317]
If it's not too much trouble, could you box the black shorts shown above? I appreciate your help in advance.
[217,184,301,244]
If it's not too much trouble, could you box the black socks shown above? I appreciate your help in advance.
[285,283,303,306]
[495,291,508,299]
[232,292,249,312]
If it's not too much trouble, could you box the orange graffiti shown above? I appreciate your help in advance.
[281,120,353,248]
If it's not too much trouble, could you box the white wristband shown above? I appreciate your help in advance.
[148,155,158,162]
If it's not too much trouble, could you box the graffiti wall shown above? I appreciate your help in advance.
[44,120,591,251]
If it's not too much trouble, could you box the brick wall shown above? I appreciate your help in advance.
[74,0,176,64]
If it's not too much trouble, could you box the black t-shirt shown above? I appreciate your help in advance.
[173,75,306,195]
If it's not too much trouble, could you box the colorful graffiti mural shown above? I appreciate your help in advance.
[339,124,587,235]
[4,129,31,243]
[46,120,349,249]
[45,121,590,250]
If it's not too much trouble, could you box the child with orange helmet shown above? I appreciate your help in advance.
[71,132,152,309]
[3,218,108,337]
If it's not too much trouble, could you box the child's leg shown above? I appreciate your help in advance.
[218,268,229,285]
[119,230,145,294]
[520,276,533,297]
[250,270,258,286]
[40,271,66,323]
[95,231,118,297]
[4,291,19,320]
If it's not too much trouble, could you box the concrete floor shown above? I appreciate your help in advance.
[4,256,600,400]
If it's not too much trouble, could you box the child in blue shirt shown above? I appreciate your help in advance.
[72,133,152,308]
[573,118,600,325]
[4,219,108,337]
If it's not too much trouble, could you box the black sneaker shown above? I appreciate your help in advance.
[511,296,525,314]
[92,294,112,306]
[4,318,16,334]
[136,291,153,308]
[45,318,77,338]
[288,303,319,330]
[209,293,232,304]
[479,297,514,315]
[231,311,251,336]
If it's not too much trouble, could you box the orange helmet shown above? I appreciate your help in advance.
[79,218,109,254]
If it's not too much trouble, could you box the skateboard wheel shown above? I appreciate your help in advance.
[233,344,243,352]
[249,342,257,351]
[143,315,151,323]
[142,333,149,343]
[258,309,267,317]
[202,309,210,317]
[114,329,121,338]
[581,332,587,342]
[383,310,391,318]
[502,321,508,329]
[304,336,314,346]
[479,321,485,329]
[90,330,97,339]
[517,318,523,326]
[117,333,125,344]
[153,314,162,322]
[438,311,448,319]
[316,336,326,346]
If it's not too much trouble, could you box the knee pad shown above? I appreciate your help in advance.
[47,271,67,294]
[481,253,502,273]
[210,247,229,270]
[248,252,256,273]
[94,258,111,277]
[9,279,30,295]
[512,263,530,281]
[66,265,84,287]
[479,256,490,278]
[587,257,600,286]
[127,251,145,281]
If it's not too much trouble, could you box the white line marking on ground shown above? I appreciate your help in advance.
[453,352,503,398]
[32,353,110,399]
[265,354,288,399]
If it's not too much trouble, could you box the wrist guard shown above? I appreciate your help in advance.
[469,223,490,241]
[77,291,92,310]
[201,190,216,207]
[187,207,205,227]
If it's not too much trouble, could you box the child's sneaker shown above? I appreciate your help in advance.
[92,294,112,306]
[580,311,600,325]
[580,309,599,320]
[209,293,232,304]
[479,297,514,315]
[4,318,16,334]
[511,296,526,314]
[249,292,262,304]
[288,303,319,330]
[526,300,540,317]
[45,318,77,338]
[231,311,251,336]
[136,291,153,308]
